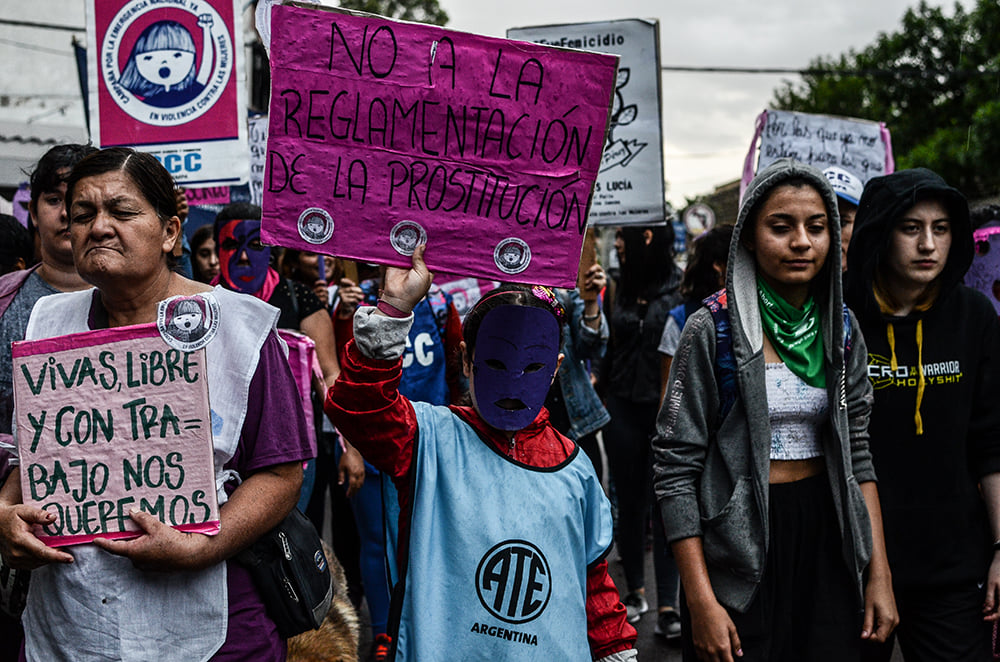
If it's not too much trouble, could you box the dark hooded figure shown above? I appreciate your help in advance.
[845,168,1000,662]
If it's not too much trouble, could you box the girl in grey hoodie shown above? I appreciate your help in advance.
[654,159,897,661]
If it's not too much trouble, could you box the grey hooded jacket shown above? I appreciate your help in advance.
[652,158,877,612]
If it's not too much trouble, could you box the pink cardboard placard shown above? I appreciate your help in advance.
[185,185,232,207]
[969,227,1000,316]
[260,4,619,288]
[12,324,220,546]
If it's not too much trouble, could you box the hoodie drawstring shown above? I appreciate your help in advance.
[914,319,925,435]
[885,320,925,435]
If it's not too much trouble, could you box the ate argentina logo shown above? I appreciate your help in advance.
[475,540,551,624]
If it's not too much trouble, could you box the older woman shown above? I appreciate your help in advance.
[0,147,312,661]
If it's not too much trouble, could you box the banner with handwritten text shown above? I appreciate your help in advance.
[507,19,664,226]
[12,325,219,547]
[260,4,618,288]
[755,110,892,183]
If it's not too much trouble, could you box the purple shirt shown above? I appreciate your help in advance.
[217,331,314,661]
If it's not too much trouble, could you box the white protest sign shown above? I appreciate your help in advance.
[756,109,892,183]
[508,19,665,226]
[249,114,269,207]
[85,0,249,186]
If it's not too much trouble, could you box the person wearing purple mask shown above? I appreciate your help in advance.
[326,244,638,662]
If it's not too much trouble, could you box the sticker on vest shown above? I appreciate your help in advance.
[390,220,427,256]
[493,238,531,275]
[475,539,551,624]
[297,207,335,245]
[157,293,220,351]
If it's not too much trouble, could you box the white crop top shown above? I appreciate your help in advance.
[765,362,827,460]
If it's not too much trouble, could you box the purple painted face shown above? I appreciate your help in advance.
[471,305,560,431]
[218,219,270,294]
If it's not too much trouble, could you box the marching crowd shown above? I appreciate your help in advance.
[0,137,997,662]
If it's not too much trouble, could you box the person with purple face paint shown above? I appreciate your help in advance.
[212,203,365,502]
[326,244,638,662]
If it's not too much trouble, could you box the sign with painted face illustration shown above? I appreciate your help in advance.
[507,19,665,227]
[85,0,248,186]
[260,4,619,288]
[12,323,219,547]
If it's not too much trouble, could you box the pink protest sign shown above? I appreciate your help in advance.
[185,185,232,207]
[85,0,248,186]
[968,227,1000,316]
[277,329,320,455]
[12,325,219,547]
[260,4,619,288]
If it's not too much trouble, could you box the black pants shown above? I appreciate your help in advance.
[681,474,862,662]
[604,394,658,592]
[861,582,991,662]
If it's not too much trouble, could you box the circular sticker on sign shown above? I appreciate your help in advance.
[494,238,531,275]
[157,293,220,352]
[389,220,426,256]
[100,1,234,127]
[297,208,334,245]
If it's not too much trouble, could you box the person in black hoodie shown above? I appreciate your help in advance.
[846,168,1000,661]
[602,225,684,629]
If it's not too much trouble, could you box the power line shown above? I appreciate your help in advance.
[661,65,1000,77]
[0,18,83,32]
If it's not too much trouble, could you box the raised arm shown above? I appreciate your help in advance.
[196,14,214,86]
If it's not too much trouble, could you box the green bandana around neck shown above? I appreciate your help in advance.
[756,276,825,388]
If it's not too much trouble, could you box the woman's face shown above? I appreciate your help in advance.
[748,184,830,305]
[68,171,179,288]
[218,219,270,294]
[295,251,333,282]
[193,237,219,282]
[30,170,73,266]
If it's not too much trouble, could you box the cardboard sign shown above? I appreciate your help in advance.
[12,325,219,547]
[249,114,269,206]
[184,185,231,207]
[260,4,618,288]
[968,227,1000,316]
[85,0,249,186]
[742,109,893,197]
[507,19,665,227]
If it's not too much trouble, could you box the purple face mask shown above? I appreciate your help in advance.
[471,305,561,431]
[218,219,271,295]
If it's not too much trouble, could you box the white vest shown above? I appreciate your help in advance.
[18,286,278,662]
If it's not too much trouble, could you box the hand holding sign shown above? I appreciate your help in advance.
[93,508,213,572]
[381,244,434,316]
[0,499,74,569]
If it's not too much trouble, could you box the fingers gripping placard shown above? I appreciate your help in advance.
[260,4,619,288]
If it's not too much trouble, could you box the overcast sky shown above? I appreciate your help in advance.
[0,0,961,207]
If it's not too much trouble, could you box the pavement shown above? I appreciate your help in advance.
[606,543,682,661]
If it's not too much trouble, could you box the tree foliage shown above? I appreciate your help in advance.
[337,0,448,26]
[771,0,1000,199]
